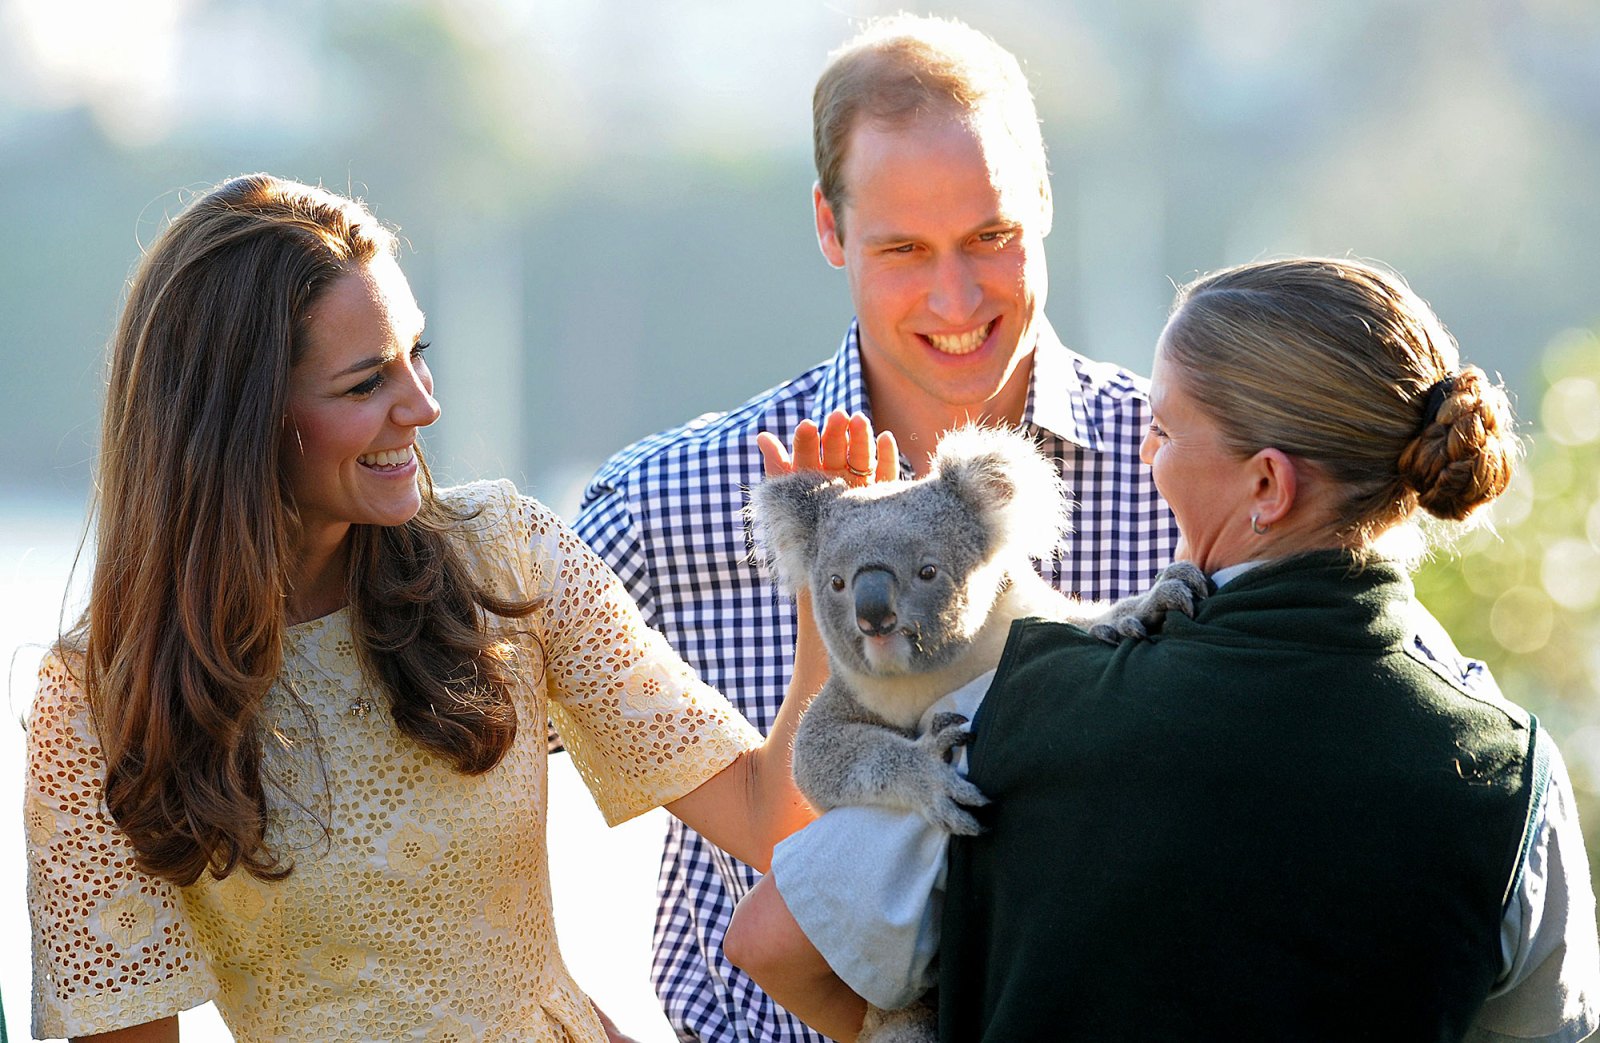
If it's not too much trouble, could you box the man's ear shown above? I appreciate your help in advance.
[1247,447,1299,528]
[813,183,846,269]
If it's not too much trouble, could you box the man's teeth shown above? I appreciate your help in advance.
[359,447,414,467]
[926,322,992,355]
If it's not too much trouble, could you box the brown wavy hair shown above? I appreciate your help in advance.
[73,173,533,886]
[1161,257,1519,545]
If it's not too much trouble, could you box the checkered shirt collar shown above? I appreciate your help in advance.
[814,319,1104,451]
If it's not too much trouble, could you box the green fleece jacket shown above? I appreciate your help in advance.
[940,551,1540,1042]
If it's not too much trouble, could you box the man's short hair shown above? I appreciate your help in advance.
[812,14,1052,235]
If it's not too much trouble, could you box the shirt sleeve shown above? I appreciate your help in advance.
[1467,738,1600,1043]
[511,493,762,826]
[25,652,218,1040]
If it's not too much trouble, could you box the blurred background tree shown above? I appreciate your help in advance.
[1415,326,1600,928]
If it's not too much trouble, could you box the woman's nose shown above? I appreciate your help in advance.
[395,368,441,428]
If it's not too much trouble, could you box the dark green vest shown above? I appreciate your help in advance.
[939,552,1540,1042]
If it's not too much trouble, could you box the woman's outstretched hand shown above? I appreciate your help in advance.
[757,409,899,484]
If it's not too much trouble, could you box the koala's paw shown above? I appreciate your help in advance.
[859,1001,937,1043]
[1088,560,1209,644]
[910,715,989,835]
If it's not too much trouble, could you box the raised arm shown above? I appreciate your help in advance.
[667,412,894,868]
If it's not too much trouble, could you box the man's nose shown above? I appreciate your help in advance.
[926,253,981,323]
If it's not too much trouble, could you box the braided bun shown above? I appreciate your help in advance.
[1398,366,1517,520]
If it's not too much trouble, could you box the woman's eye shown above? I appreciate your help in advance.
[346,372,384,397]
[412,340,431,358]
[1148,422,1168,439]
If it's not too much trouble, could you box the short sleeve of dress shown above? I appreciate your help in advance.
[25,652,217,1040]
[501,487,762,826]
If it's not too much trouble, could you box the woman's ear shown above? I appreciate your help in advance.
[1247,447,1299,528]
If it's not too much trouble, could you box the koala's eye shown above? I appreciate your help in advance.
[918,565,938,581]
[829,575,846,592]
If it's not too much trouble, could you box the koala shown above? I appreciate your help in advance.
[749,426,1203,1043]
[749,425,1205,835]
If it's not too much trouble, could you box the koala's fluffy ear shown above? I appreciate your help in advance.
[746,472,845,594]
[929,425,1073,560]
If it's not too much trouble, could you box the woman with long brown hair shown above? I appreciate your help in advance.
[25,173,818,1042]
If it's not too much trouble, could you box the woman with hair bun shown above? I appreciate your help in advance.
[728,258,1598,1043]
[25,174,820,1043]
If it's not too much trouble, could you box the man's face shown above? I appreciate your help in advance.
[815,112,1050,420]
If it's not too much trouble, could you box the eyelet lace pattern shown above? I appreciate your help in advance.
[27,480,761,1041]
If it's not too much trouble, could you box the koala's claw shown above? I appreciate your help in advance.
[925,712,972,762]
[1091,560,1209,645]
[906,717,989,834]
[927,794,986,836]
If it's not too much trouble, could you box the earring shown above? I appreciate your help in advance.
[1250,514,1270,535]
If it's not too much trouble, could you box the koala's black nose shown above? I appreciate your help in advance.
[853,567,898,637]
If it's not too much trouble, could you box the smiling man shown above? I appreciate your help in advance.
[572,15,1179,1042]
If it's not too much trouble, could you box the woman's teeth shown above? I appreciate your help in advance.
[358,447,414,468]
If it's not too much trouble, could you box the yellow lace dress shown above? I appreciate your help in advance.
[26,481,763,1041]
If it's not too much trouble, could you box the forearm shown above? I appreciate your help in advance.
[745,586,829,823]
[726,874,868,1041]
[74,1016,180,1043]
[666,590,823,869]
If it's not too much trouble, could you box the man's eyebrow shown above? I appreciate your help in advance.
[858,215,1014,246]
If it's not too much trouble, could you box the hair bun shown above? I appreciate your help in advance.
[1398,366,1518,520]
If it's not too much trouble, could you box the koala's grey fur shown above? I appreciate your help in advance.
[749,426,1203,1043]
[751,425,1204,835]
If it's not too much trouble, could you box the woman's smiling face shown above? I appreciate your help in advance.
[281,253,440,549]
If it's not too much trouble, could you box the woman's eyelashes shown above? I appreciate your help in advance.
[344,341,431,398]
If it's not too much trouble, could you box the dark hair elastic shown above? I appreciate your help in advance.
[1421,374,1457,429]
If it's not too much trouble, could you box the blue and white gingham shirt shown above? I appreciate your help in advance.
[573,319,1179,1043]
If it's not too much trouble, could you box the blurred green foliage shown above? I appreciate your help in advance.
[1414,327,1600,920]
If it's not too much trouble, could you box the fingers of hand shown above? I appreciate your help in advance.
[818,410,851,473]
[875,430,900,482]
[792,419,822,471]
[844,412,876,484]
[770,412,893,485]
[755,431,794,477]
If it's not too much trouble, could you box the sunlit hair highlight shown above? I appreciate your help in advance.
[813,13,1051,239]
[1161,257,1519,547]
[70,173,533,886]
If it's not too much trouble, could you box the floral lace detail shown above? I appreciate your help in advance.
[26,479,762,1041]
